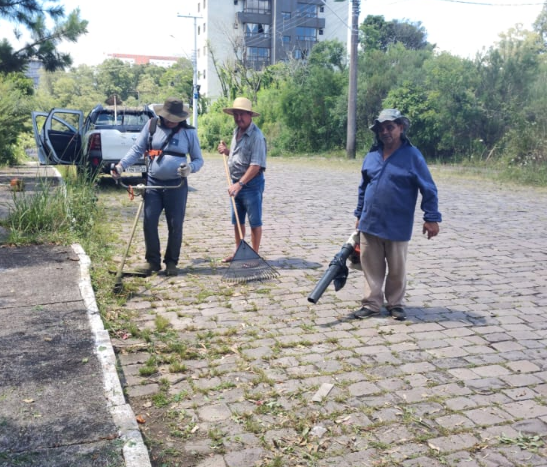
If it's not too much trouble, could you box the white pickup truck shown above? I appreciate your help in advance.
[31,104,157,175]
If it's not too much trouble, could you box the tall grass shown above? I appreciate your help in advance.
[3,171,100,246]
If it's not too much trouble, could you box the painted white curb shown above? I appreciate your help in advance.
[73,243,152,467]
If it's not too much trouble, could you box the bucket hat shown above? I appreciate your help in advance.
[153,97,189,122]
[370,108,410,132]
[223,97,260,117]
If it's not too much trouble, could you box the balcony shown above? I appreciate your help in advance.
[244,32,271,47]
[237,9,271,25]
[245,57,271,70]
[296,36,317,43]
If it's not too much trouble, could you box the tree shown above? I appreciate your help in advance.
[360,15,433,52]
[159,58,193,103]
[533,1,547,50]
[95,59,136,105]
[0,0,88,73]
[356,42,433,151]
[276,43,347,152]
[0,73,34,165]
[207,24,269,102]
[475,26,542,149]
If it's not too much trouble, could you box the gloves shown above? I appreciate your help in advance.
[111,164,123,179]
[177,163,191,178]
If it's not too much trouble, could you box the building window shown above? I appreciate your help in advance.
[283,35,290,43]
[245,23,270,37]
[203,23,206,33]
[294,48,308,60]
[296,3,316,18]
[247,47,270,66]
[198,26,201,35]
[296,27,316,42]
[281,11,291,20]
[198,3,200,12]
[203,0,206,8]
[203,69,206,79]
[246,0,270,14]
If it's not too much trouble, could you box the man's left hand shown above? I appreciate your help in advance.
[177,163,191,177]
[423,222,440,239]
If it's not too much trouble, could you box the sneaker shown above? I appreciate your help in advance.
[136,262,161,277]
[165,262,178,276]
[390,307,406,321]
[352,307,380,319]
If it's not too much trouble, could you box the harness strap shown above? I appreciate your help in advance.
[145,118,181,161]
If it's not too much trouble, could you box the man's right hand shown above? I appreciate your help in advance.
[111,164,123,180]
[217,140,228,155]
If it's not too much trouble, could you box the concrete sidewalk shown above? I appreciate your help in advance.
[0,165,151,467]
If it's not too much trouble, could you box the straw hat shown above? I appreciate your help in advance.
[153,97,189,122]
[223,97,260,117]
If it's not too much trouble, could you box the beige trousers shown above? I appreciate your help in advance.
[359,232,409,312]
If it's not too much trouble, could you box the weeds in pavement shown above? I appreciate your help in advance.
[499,432,544,452]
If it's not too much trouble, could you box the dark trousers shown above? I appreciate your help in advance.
[143,177,188,267]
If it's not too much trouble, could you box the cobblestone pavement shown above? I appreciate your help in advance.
[108,156,547,467]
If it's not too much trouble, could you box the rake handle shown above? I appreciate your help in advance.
[221,151,244,240]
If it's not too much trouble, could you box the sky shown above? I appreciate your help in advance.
[1,0,545,66]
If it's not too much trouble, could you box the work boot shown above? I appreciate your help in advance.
[165,262,178,277]
[136,262,161,277]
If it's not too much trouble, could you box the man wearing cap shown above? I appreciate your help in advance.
[112,97,204,276]
[217,97,267,262]
[353,108,442,321]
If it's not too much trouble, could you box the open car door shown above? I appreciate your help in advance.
[32,109,84,165]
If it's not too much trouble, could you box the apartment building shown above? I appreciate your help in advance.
[193,0,350,100]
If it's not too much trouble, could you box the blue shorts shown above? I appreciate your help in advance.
[231,172,264,228]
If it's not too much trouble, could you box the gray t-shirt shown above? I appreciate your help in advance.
[228,122,267,180]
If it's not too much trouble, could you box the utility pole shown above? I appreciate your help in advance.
[177,13,202,128]
[346,0,360,159]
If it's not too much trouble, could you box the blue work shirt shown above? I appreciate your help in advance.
[354,140,442,242]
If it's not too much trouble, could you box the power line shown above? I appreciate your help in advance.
[436,0,543,5]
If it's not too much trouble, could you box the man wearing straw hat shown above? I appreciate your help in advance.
[217,97,267,263]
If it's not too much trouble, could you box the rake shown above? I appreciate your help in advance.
[221,154,278,283]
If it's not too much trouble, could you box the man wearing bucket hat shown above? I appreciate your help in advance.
[112,97,204,276]
[353,108,442,321]
[217,97,267,262]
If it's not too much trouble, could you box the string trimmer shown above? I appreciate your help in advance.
[112,171,184,294]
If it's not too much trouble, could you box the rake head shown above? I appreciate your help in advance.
[222,240,279,283]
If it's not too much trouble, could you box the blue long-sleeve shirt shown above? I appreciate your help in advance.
[354,141,442,242]
[120,119,204,180]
